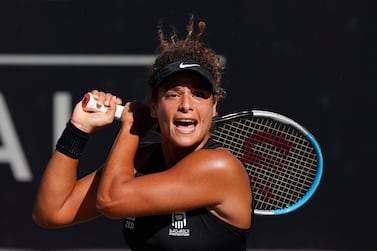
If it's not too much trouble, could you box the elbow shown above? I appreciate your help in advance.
[32,206,51,228]
[32,212,54,228]
[96,191,108,214]
[32,210,46,227]
[97,181,134,219]
[96,196,122,219]
[32,208,70,228]
[32,212,56,228]
[96,197,114,218]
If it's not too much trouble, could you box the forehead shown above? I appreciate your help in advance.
[159,72,211,91]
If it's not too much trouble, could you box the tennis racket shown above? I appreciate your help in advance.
[211,110,323,215]
[82,93,323,215]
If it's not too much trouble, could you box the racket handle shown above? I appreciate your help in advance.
[81,92,124,120]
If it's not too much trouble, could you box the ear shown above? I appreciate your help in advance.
[212,97,218,118]
[150,101,157,118]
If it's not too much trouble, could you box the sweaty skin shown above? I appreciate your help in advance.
[33,76,251,230]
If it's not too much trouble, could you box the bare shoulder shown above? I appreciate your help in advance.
[177,147,249,186]
[188,147,245,174]
[183,148,252,228]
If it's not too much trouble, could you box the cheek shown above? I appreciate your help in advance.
[152,103,170,125]
[150,101,164,119]
[201,105,217,127]
[203,101,217,119]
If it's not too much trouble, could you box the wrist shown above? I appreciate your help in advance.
[69,119,93,134]
[56,121,90,159]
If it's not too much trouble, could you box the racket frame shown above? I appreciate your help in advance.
[213,110,323,215]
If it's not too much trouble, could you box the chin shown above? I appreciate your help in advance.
[173,137,198,147]
[173,134,209,149]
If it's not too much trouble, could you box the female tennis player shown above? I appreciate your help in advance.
[33,16,252,251]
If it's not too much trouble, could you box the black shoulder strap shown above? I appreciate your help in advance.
[203,138,222,149]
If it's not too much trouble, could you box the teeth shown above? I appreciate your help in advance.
[175,119,197,126]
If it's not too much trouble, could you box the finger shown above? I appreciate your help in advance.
[91,90,100,99]
[104,93,114,106]
[116,97,123,105]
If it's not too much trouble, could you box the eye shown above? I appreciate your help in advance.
[192,89,211,99]
[165,91,179,99]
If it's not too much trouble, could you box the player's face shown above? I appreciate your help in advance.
[150,72,218,148]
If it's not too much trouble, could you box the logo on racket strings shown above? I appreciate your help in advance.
[240,132,292,199]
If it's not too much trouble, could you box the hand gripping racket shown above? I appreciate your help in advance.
[82,93,323,215]
[81,93,124,119]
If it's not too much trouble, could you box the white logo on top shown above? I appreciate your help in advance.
[179,62,200,68]
[169,212,190,237]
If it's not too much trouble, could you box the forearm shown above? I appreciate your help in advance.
[33,152,79,226]
[97,124,139,213]
[33,121,96,227]
[33,151,103,227]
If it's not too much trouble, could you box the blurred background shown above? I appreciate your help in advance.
[0,0,372,250]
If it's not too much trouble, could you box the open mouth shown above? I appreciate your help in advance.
[174,119,198,127]
[174,119,198,133]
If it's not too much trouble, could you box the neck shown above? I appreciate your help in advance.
[161,136,210,168]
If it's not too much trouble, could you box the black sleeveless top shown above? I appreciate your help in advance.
[122,139,251,251]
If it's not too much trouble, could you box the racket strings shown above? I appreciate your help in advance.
[211,116,319,211]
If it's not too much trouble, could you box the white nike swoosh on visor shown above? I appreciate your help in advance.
[179,62,200,68]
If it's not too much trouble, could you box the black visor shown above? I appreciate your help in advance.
[153,60,216,93]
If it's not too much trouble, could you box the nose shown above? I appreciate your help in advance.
[178,93,193,113]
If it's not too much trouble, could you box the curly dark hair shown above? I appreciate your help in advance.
[147,16,227,100]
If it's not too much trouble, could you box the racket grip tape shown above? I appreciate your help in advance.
[81,92,124,120]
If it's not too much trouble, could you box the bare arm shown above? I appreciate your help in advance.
[96,102,147,214]
[32,152,102,227]
[96,108,251,228]
[32,91,122,228]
